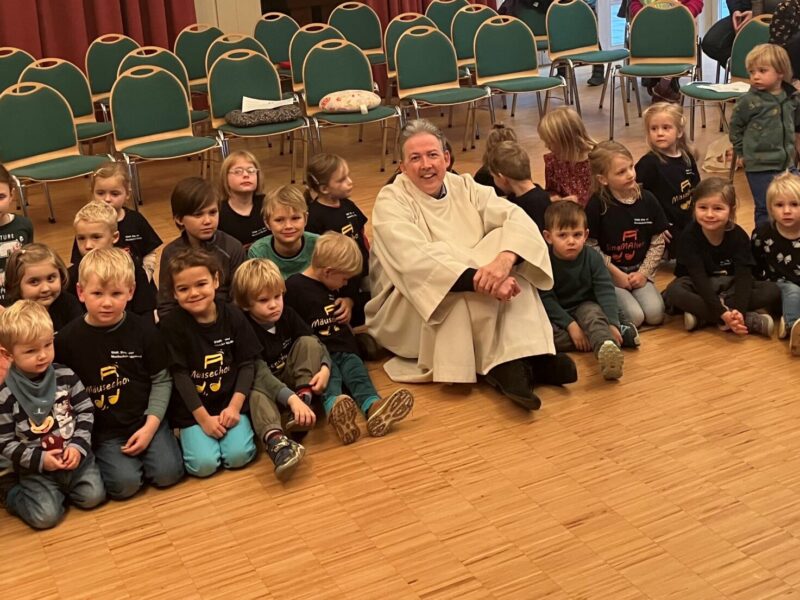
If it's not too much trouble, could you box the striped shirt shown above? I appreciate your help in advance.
[0,365,94,473]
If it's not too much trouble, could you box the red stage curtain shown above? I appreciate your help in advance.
[0,0,196,69]
[364,0,494,28]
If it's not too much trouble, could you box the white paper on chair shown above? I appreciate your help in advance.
[694,82,751,93]
[241,96,295,112]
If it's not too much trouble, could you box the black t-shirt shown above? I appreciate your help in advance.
[473,166,505,196]
[48,291,84,333]
[284,273,359,354]
[55,313,168,442]
[635,152,700,231]
[507,186,550,232]
[245,306,313,373]
[675,221,755,278]
[160,301,262,428]
[306,197,369,276]
[751,223,800,283]
[218,194,269,249]
[586,190,669,270]
[70,209,162,265]
[68,258,157,320]
[0,215,33,306]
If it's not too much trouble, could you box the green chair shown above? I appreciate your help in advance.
[680,15,771,141]
[19,58,113,146]
[119,46,209,125]
[451,4,497,71]
[0,82,108,222]
[85,33,140,113]
[329,2,386,66]
[289,23,344,94]
[0,47,35,94]
[303,39,401,172]
[474,16,566,121]
[254,12,299,79]
[546,0,630,116]
[384,13,435,102]
[205,33,268,76]
[425,0,469,38]
[395,26,490,151]
[111,66,218,204]
[209,49,309,183]
[609,1,697,139]
[174,23,223,93]
[514,6,549,52]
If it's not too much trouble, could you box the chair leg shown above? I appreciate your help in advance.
[380,120,388,172]
[11,177,28,219]
[279,135,285,155]
[358,123,364,143]
[448,105,454,128]
[511,94,517,117]
[42,180,56,223]
[131,161,144,207]
[462,104,470,152]
[598,64,612,109]
[609,72,616,140]
[689,97,696,141]
[502,94,507,110]
[715,62,721,83]
[568,61,581,116]
[728,147,737,182]
[487,93,497,125]
[412,99,421,121]
[290,132,297,184]
[632,78,642,118]
[621,75,631,127]
[535,92,543,119]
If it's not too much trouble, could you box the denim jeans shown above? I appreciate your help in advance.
[94,419,184,500]
[323,352,379,414]
[615,282,665,327]
[745,171,780,228]
[180,414,256,478]
[777,280,800,328]
[5,452,106,530]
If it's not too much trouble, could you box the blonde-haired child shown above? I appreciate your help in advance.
[636,102,700,256]
[70,162,162,280]
[730,43,800,227]
[5,243,82,332]
[752,170,800,353]
[586,141,668,328]
[664,177,781,335]
[248,185,319,279]
[69,201,157,323]
[538,107,597,207]
[0,300,105,529]
[474,123,518,195]
[218,150,268,249]
[0,163,34,307]
[55,248,184,498]
[285,232,414,445]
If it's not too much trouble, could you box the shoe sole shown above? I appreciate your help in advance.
[598,342,624,380]
[329,395,361,445]
[274,442,306,482]
[791,322,800,356]
[367,388,414,437]
[484,373,541,411]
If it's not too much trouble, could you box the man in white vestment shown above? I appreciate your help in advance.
[365,120,576,410]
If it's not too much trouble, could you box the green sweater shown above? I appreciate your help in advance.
[540,246,620,329]
[247,232,319,279]
[729,84,800,172]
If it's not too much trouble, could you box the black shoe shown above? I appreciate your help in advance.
[265,434,305,482]
[619,321,641,348]
[485,359,541,410]
[527,353,578,386]
[587,65,605,86]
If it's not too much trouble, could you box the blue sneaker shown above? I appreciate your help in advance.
[619,321,641,348]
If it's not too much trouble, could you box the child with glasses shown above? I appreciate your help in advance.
[218,151,269,251]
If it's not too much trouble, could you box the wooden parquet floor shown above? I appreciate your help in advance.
[2,69,800,599]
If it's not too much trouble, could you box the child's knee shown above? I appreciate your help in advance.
[71,475,107,509]
[25,502,64,530]
[104,473,143,500]
[222,444,256,470]
[184,454,221,478]
[8,488,65,530]
[149,456,185,488]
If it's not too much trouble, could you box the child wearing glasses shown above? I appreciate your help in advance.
[218,151,269,251]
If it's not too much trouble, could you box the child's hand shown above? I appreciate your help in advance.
[42,449,66,471]
[663,229,673,242]
[61,446,81,470]
[611,268,631,290]
[567,321,591,352]
[722,310,748,335]
[200,415,227,439]
[122,421,158,456]
[333,297,354,324]
[309,365,330,394]
[628,272,647,289]
[219,406,241,429]
[287,394,317,428]
[609,325,623,347]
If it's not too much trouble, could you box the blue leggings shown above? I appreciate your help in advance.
[180,414,256,478]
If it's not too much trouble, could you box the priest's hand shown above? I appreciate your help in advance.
[333,297,354,324]
[492,276,521,302]
[474,251,517,295]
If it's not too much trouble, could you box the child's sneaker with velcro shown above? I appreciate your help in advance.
[266,434,305,482]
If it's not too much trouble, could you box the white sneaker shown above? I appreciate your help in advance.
[778,317,788,340]
[597,340,624,380]
[684,312,698,331]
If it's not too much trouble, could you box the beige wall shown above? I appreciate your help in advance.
[194,0,262,34]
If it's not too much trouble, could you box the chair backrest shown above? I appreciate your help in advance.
[395,26,459,98]
[19,58,95,122]
[385,13,435,76]
[514,5,548,43]
[110,66,192,149]
[85,33,140,99]
[289,24,344,91]
[0,47,35,95]
[119,46,192,98]
[328,2,384,56]
[303,39,375,115]
[425,0,470,38]
[474,16,540,85]
[451,4,497,65]
[729,14,772,81]
[628,1,696,64]
[206,33,269,75]
[254,12,300,64]
[208,49,284,128]
[0,82,79,169]
[174,23,223,84]
[546,0,600,59]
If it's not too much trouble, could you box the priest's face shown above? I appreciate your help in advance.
[400,133,450,197]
